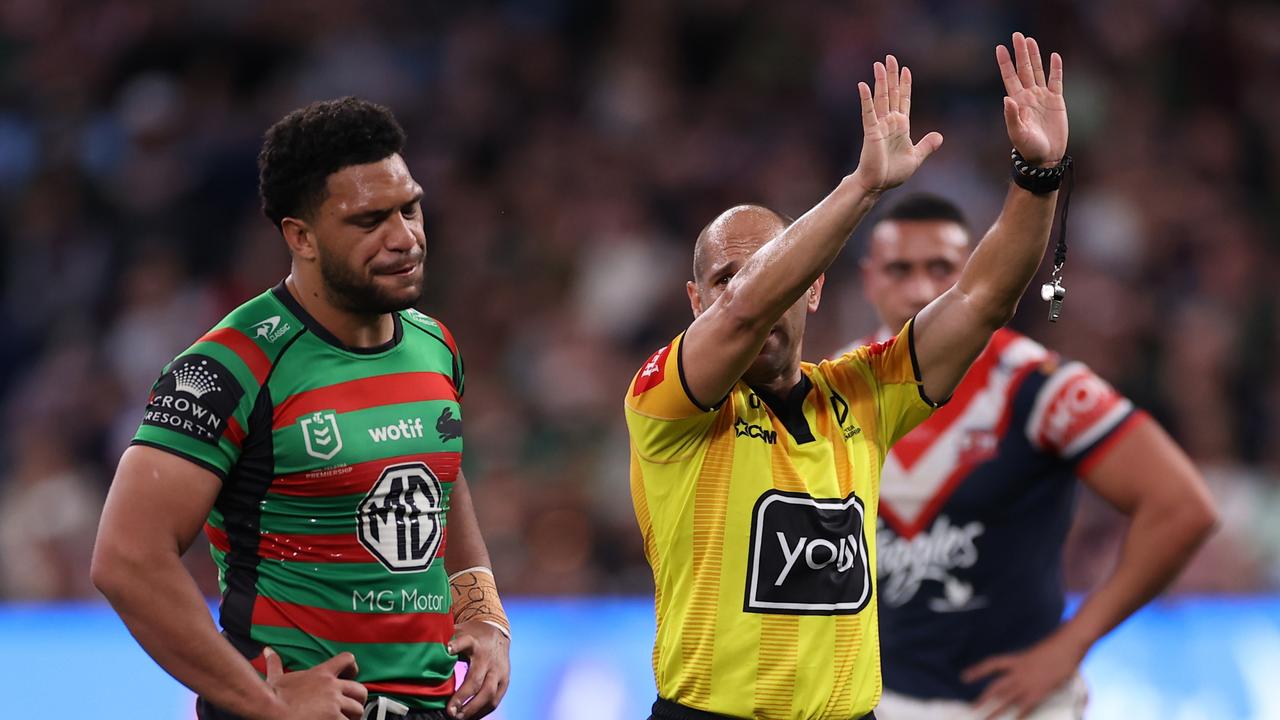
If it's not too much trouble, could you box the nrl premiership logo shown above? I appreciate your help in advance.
[300,410,343,460]
[251,315,291,343]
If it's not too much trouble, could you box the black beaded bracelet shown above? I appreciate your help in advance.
[1010,148,1071,194]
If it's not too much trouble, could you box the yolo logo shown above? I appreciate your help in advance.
[744,490,872,615]
[358,462,445,573]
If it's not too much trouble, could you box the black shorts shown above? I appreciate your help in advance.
[649,697,875,720]
[196,696,448,720]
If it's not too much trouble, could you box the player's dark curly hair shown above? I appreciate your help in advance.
[258,97,406,228]
[881,193,969,232]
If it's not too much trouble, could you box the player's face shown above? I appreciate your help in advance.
[862,219,969,333]
[309,154,426,314]
[690,231,819,385]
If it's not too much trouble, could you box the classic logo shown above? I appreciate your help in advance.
[300,410,343,460]
[436,406,462,442]
[358,462,445,572]
[877,515,985,609]
[251,315,291,343]
[735,416,777,445]
[744,490,872,615]
[142,354,242,445]
[405,308,438,327]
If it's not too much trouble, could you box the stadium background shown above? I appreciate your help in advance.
[1,0,1277,717]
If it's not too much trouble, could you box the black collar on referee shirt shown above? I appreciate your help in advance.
[271,281,404,355]
[748,373,816,445]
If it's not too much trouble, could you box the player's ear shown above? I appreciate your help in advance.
[687,280,705,318]
[807,274,825,313]
[281,217,317,261]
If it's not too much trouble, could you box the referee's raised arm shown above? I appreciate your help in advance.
[912,32,1071,403]
[678,55,943,408]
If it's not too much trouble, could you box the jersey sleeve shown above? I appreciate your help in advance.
[623,333,719,462]
[131,330,268,478]
[434,317,465,399]
[1024,359,1139,469]
[827,318,938,450]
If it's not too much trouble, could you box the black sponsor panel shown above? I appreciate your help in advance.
[744,489,872,615]
[142,354,245,444]
[358,461,445,573]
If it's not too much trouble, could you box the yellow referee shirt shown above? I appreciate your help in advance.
[625,320,936,720]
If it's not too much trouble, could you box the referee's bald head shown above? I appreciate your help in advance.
[692,205,793,284]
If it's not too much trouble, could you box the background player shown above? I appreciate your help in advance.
[626,34,1069,719]
[91,98,510,720]
[843,193,1217,719]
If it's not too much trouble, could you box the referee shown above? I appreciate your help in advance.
[625,34,1069,719]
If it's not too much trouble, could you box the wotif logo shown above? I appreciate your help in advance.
[369,418,425,443]
[251,315,290,343]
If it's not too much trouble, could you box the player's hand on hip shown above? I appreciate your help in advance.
[264,647,369,720]
[962,630,1086,720]
[996,32,1068,167]
[850,54,944,195]
[446,620,511,719]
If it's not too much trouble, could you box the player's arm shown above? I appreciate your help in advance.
[681,55,943,406]
[965,417,1217,718]
[443,470,510,720]
[91,446,368,720]
[913,33,1068,402]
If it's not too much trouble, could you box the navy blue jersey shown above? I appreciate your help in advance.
[836,329,1139,702]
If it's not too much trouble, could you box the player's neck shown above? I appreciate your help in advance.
[284,274,396,349]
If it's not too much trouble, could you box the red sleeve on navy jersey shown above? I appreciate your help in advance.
[1024,361,1136,464]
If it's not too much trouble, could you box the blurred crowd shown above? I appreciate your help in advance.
[0,0,1277,601]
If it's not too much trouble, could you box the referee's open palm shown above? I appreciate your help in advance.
[854,54,944,194]
[997,32,1068,166]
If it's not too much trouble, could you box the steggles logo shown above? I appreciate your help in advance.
[172,360,223,399]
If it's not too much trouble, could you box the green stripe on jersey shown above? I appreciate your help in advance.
[253,560,451,613]
[266,341,456,393]
[257,484,452,536]
[270,401,461,475]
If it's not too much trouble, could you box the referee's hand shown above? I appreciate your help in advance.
[447,620,511,719]
[264,646,368,720]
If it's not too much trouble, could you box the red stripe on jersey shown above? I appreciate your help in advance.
[1074,410,1146,477]
[274,372,457,430]
[890,331,1018,471]
[271,452,461,496]
[243,648,454,698]
[436,319,459,359]
[252,597,455,645]
[205,521,447,562]
[881,354,1041,539]
[199,327,271,386]
[225,416,246,447]
[206,523,230,553]
[257,530,447,563]
[365,677,456,698]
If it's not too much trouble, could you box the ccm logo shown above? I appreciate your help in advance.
[744,490,872,615]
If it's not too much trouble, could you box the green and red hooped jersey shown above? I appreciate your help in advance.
[132,282,465,711]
